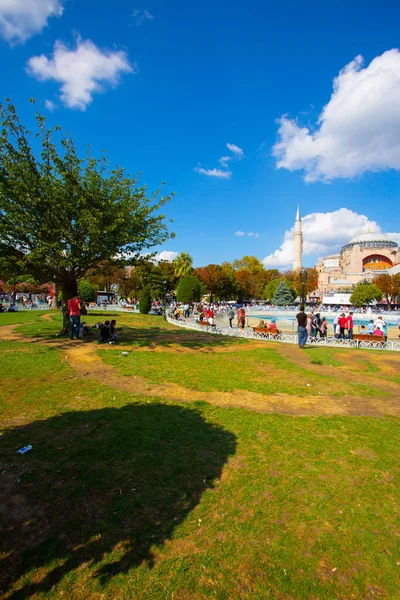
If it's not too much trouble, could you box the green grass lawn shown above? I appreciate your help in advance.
[1,312,400,599]
[99,346,385,397]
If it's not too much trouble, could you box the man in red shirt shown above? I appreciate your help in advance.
[67,295,81,340]
[338,313,347,338]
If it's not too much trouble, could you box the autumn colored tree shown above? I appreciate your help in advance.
[0,100,173,333]
[195,264,228,301]
[284,268,319,298]
[232,256,267,299]
[373,273,399,304]
[87,262,126,293]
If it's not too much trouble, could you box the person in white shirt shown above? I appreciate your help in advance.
[374,316,386,329]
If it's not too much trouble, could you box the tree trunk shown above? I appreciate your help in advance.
[50,282,59,310]
[59,280,78,336]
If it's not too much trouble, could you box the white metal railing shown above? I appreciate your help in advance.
[166,316,400,352]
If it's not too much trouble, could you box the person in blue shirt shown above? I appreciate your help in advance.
[367,320,374,334]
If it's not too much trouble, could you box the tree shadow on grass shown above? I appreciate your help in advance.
[0,403,236,598]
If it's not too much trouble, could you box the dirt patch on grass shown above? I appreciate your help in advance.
[275,344,400,395]
[39,312,54,321]
[2,322,400,417]
[0,325,26,342]
[60,343,400,417]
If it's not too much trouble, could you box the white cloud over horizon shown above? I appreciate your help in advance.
[0,0,63,44]
[27,37,134,110]
[261,208,400,269]
[273,49,400,182]
[235,231,260,238]
[194,166,232,179]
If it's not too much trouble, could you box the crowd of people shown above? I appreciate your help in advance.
[296,307,390,348]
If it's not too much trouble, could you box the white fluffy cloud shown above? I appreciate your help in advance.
[219,155,231,167]
[226,143,243,158]
[235,231,245,236]
[262,208,389,268]
[153,250,178,262]
[273,50,400,182]
[0,0,63,44]
[195,166,232,179]
[196,142,243,179]
[27,38,134,110]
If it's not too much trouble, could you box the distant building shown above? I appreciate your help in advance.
[316,232,400,298]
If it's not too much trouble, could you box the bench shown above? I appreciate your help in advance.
[353,334,387,342]
[253,327,280,337]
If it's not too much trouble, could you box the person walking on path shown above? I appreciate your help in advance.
[228,307,235,328]
[296,305,308,349]
[67,294,81,340]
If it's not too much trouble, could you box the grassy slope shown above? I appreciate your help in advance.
[1,312,400,599]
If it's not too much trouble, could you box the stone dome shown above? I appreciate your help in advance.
[348,232,393,245]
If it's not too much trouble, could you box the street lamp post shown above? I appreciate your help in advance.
[12,272,17,305]
[300,268,308,306]
[163,280,168,320]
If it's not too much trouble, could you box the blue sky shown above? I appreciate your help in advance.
[1,0,400,268]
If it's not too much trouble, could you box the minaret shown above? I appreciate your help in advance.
[293,205,303,271]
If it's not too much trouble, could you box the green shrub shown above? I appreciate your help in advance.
[77,280,97,303]
[139,285,152,314]
[176,275,201,303]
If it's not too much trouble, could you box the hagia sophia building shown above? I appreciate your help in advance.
[292,208,400,302]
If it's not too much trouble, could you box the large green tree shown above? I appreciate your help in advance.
[350,282,383,307]
[176,275,201,303]
[0,100,173,332]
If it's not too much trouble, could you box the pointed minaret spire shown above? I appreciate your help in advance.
[293,206,303,271]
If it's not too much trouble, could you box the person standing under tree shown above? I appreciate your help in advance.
[228,307,235,328]
[296,305,308,349]
[67,294,81,340]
